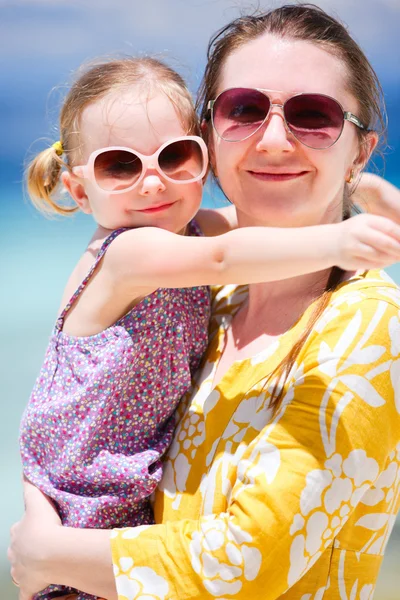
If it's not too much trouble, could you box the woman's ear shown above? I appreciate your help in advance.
[354,131,379,175]
[61,171,92,214]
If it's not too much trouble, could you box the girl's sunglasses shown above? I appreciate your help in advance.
[72,136,208,194]
[208,88,367,149]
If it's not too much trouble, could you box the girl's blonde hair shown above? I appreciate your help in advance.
[27,57,200,216]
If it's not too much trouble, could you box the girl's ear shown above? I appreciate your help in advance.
[61,171,92,214]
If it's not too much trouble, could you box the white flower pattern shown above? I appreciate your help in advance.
[288,450,380,585]
[111,272,400,600]
[189,515,262,597]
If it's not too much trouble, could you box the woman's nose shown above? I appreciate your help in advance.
[138,173,167,196]
[256,110,294,154]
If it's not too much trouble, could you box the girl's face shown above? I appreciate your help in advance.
[210,33,375,228]
[63,88,203,232]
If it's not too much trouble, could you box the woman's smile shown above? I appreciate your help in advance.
[247,169,310,182]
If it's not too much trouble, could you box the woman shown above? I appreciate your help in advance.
[9,5,400,600]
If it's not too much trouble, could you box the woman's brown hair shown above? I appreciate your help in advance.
[196,3,386,411]
[27,57,200,217]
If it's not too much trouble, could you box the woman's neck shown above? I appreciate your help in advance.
[244,270,330,331]
[234,205,345,326]
[212,268,335,386]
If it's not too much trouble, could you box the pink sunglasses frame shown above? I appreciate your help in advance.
[72,135,209,194]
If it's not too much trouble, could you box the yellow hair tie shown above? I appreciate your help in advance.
[52,141,64,156]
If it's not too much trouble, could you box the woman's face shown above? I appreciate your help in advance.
[210,34,368,228]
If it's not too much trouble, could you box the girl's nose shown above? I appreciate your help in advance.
[256,110,294,154]
[138,173,167,196]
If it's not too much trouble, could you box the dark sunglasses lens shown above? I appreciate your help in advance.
[94,149,142,191]
[213,88,270,141]
[285,94,344,149]
[159,139,204,181]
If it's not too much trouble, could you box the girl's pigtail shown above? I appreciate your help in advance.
[26,145,79,217]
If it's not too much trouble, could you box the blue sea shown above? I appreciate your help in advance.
[1,173,399,599]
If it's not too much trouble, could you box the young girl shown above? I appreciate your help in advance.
[19,56,400,600]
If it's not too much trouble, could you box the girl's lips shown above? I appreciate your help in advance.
[248,170,309,181]
[137,202,175,214]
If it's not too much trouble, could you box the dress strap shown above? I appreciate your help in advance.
[188,218,203,238]
[55,228,129,331]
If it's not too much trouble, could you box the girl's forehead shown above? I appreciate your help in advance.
[219,33,353,105]
[81,88,182,131]
[79,88,187,154]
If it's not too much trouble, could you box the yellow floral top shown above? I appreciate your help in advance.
[111,270,400,600]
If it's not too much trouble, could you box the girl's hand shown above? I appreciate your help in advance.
[335,213,400,270]
[8,478,61,600]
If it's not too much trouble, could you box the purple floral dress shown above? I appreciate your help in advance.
[20,220,210,600]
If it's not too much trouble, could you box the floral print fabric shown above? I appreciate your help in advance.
[111,270,400,600]
[19,220,210,600]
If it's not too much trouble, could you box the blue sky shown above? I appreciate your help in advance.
[1,0,399,181]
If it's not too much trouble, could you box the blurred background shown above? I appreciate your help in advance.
[1,0,399,598]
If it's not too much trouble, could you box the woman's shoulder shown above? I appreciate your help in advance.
[304,269,400,358]
[315,267,400,322]
[331,268,400,309]
[211,268,400,310]
[211,269,400,312]
[297,269,400,453]
[209,270,400,345]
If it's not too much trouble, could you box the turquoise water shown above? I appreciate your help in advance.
[1,181,399,598]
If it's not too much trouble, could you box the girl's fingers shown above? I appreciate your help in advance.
[354,242,387,261]
[371,216,400,242]
[378,237,400,257]
[363,230,400,256]
[352,250,399,270]
[352,242,399,267]
[355,234,400,264]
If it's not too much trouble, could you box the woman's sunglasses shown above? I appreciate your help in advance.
[72,136,208,194]
[208,88,367,149]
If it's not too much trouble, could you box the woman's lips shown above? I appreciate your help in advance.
[248,170,309,181]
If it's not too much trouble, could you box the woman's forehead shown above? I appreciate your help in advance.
[218,33,352,103]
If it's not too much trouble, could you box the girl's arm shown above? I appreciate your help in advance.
[106,213,400,291]
[354,173,400,222]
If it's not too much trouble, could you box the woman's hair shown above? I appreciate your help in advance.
[27,56,200,216]
[196,4,386,411]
